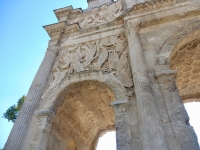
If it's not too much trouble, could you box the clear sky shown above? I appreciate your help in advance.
[0,0,199,149]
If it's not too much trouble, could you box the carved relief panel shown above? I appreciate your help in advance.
[42,34,133,100]
[69,0,123,28]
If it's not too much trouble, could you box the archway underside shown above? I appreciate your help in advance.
[170,30,200,102]
[47,81,116,150]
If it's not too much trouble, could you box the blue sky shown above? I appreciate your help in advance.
[0,0,86,148]
[0,0,199,149]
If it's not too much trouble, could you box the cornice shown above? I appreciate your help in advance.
[43,22,67,37]
[126,0,189,17]
[124,0,199,26]
[54,6,82,21]
[43,22,80,45]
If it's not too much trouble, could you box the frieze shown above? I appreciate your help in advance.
[47,34,133,91]
[69,0,123,28]
[125,2,200,27]
[128,0,189,16]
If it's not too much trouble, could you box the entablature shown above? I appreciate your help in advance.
[54,6,82,22]
[44,0,200,44]
[43,22,80,45]
[124,0,199,28]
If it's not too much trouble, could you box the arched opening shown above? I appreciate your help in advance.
[46,80,116,150]
[169,30,200,144]
[170,30,200,102]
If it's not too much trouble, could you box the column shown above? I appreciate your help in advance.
[29,110,54,150]
[156,70,200,150]
[112,100,134,150]
[4,44,59,150]
[125,20,168,150]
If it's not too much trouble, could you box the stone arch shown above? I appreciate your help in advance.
[35,70,128,150]
[154,20,200,69]
[41,70,128,110]
[155,21,200,102]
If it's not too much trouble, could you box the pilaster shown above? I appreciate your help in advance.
[29,110,54,150]
[156,70,200,150]
[111,100,134,150]
[125,20,168,150]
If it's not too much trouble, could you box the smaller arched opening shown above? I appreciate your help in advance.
[154,22,200,149]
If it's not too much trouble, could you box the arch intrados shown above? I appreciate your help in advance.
[52,80,115,112]
[169,30,200,102]
[169,30,200,60]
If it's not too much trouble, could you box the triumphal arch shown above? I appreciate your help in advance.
[4,0,200,149]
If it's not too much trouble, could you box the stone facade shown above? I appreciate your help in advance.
[4,0,200,149]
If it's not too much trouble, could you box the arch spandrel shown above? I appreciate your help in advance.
[155,20,200,69]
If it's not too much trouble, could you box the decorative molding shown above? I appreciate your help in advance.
[155,70,177,78]
[128,0,189,15]
[54,6,82,21]
[43,22,68,36]
[124,1,200,27]
[43,22,80,45]
[157,21,200,55]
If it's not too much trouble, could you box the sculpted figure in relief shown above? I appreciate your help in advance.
[116,51,133,88]
[42,34,133,99]
[72,0,123,28]
[81,42,97,68]
[41,61,65,100]
[66,45,84,73]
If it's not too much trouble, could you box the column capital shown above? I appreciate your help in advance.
[111,100,129,115]
[155,70,178,92]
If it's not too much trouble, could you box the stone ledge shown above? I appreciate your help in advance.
[34,109,54,117]
[155,70,177,77]
[111,99,128,106]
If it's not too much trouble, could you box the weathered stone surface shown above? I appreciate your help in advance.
[4,0,200,149]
